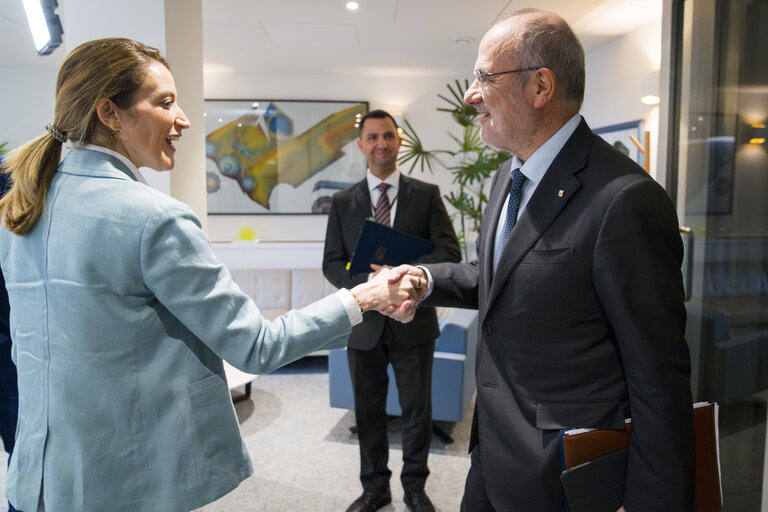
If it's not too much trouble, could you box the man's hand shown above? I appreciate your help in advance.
[375,264,430,323]
[387,264,428,301]
[380,298,418,323]
[370,263,393,278]
[350,268,421,322]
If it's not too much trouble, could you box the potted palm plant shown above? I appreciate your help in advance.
[398,79,510,260]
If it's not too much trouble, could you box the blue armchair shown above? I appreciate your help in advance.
[328,308,478,424]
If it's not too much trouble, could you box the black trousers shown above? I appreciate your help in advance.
[0,340,20,512]
[347,323,434,492]
[0,340,18,455]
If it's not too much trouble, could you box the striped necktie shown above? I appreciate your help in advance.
[494,168,526,270]
[374,183,392,227]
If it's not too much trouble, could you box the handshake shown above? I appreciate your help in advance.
[349,265,428,323]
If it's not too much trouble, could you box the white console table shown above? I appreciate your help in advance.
[211,241,327,401]
[211,241,325,270]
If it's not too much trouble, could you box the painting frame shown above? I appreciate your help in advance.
[593,120,644,166]
[682,113,737,215]
[205,99,369,215]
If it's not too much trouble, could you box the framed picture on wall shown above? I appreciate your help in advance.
[682,113,736,215]
[205,99,369,215]
[593,120,643,166]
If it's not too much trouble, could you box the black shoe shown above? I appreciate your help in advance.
[404,488,435,512]
[346,487,392,512]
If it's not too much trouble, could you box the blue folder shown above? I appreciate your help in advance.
[348,220,433,275]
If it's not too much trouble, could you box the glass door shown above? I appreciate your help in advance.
[670,0,768,508]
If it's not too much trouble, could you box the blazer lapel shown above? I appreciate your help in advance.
[487,120,593,306]
[350,179,373,221]
[392,175,412,230]
[481,162,512,304]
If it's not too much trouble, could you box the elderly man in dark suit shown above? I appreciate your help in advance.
[0,156,20,512]
[389,10,694,512]
[323,110,460,512]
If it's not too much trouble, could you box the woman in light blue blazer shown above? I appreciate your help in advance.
[0,38,417,512]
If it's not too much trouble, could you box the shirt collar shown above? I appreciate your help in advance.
[366,167,400,192]
[82,144,148,185]
[512,114,582,185]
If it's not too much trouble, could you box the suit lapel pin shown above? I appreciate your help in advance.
[558,189,564,197]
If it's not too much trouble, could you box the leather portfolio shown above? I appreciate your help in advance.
[560,402,722,511]
[348,219,433,274]
[560,447,628,512]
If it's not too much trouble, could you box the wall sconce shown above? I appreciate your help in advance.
[748,123,766,145]
[389,112,405,134]
[640,70,660,105]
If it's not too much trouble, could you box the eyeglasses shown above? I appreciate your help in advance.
[474,67,542,88]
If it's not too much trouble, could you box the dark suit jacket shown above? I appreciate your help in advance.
[323,174,460,349]
[0,164,10,347]
[426,119,694,511]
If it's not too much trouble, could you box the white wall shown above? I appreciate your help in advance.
[0,65,58,150]
[1,12,665,243]
[165,0,208,230]
[207,18,666,242]
[0,1,173,193]
[582,17,663,178]
[204,69,470,241]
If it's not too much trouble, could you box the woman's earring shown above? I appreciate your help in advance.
[112,128,121,141]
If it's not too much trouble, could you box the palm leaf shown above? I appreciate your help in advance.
[398,79,510,261]
[398,118,444,174]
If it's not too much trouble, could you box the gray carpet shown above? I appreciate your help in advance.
[4,359,768,510]
[0,356,472,512]
[195,356,473,511]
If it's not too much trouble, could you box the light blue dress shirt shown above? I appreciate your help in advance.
[422,114,582,294]
[493,114,582,254]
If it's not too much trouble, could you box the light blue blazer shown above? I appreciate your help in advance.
[0,148,350,512]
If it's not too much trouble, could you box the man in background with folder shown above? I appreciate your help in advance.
[388,10,695,512]
[323,109,460,512]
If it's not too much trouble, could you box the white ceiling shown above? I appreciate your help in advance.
[0,0,662,75]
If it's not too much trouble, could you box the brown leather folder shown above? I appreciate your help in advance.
[560,402,722,511]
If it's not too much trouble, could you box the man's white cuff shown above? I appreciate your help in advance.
[416,265,434,299]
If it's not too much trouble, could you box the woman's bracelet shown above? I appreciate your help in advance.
[348,289,364,313]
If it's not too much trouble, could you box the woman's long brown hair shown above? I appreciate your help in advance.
[0,38,168,235]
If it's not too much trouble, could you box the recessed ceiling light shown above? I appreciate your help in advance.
[452,36,474,44]
[346,1,359,10]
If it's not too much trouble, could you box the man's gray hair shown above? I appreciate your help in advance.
[505,10,586,109]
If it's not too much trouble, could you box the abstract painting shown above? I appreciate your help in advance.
[205,99,368,214]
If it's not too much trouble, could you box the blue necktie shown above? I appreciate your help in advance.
[494,169,526,270]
